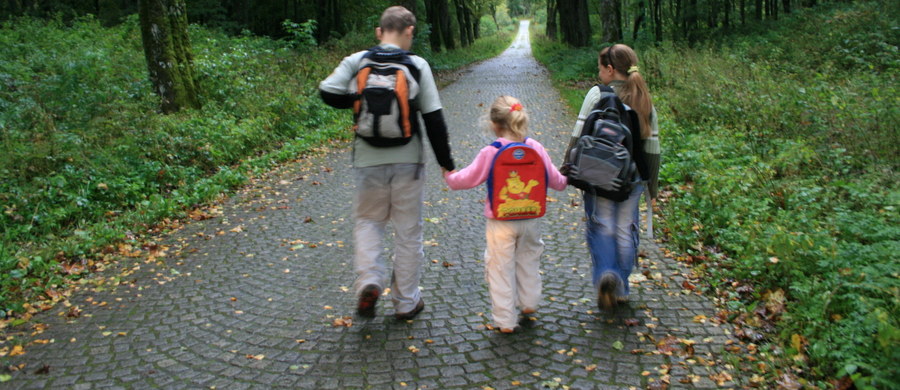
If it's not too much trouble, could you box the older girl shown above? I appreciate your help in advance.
[572,44,659,310]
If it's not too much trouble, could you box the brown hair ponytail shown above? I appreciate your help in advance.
[599,44,653,140]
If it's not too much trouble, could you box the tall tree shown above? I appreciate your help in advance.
[546,0,558,40]
[651,0,662,41]
[138,0,201,114]
[632,0,647,40]
[463,2,475,44]
[425,0,444,52]
[600,0,623,42]
[454,0,471,47]
[316,0,343,42]
[558,0,591,46]
[425,0,456,51]
[437,0,456,50]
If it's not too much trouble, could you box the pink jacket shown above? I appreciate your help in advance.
[444,137,568,219]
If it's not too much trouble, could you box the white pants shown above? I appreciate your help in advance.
[352,164,425,313]
[484,218,544,329]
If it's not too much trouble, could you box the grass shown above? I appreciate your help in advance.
[0,14,514,318]
[531,1,898,388]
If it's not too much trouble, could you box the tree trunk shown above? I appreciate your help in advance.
[740,0,745,24]
[577,0,592,46]
[600,0,622,43]
[138,0,201,114]
[438,0,455,50]
[546,0,558,40]
[632,0,646,40]
[464,3,474,44]
[558,0,591,46]
[652,0,662,41]
[490,4,499,31]
[782,0,790,14]
[425,0,443,52]
[453,0,469,47]
[316,0,343,42]
[755,0,762,20]
[686,0,700,43]
[473,13,480,39]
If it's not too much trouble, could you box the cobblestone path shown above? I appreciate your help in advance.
[5,21,740,389]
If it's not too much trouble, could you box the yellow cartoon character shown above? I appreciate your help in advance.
[500,171,539,200]
[497,171,542,218]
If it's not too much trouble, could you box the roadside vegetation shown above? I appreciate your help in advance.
[533,1,898,387]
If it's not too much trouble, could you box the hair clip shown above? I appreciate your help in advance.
[509,103,523,112]
[627,65,640,74]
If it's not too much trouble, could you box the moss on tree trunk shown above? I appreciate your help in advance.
[139,0,201,114]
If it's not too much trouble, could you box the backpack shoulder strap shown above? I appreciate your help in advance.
[490,141,503,149]
[363,47,421,82]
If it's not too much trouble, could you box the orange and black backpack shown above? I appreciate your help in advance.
[352,48,421,147]
[487,140,548,220]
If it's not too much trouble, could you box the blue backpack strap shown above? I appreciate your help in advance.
[487,141,503,209]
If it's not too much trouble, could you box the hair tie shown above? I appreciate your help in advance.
[627,65,640,74]
[509,103,523,112]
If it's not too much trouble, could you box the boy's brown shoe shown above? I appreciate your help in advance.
[357,284,381,318]
[394,299,425,320]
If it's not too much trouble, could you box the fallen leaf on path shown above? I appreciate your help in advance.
[656,336,679,355]
[332,317,352,327]
[710,371,733,386]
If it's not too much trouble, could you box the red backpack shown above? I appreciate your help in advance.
[487,140,548,220]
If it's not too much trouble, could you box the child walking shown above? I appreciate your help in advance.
[444,96,567,333]
[570,44,658,310]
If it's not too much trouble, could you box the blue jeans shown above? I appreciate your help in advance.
[583,182,644,297]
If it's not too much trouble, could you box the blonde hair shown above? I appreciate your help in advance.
[380,6,416,32]
[488,96,528,140]
[599,44,653,139]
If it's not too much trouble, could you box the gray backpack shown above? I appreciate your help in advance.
[352,48,421,147]
[563,86,639,202]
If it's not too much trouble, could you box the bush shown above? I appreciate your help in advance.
[0,15,351,314]
[533,1,899,387]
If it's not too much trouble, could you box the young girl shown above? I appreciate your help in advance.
[444,96,567,333]
[572,44,659,310]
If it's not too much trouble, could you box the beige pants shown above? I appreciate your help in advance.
[352,164,425,314]
[484,218,544,329]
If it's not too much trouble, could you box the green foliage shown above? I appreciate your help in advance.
[0,15,353,314]
[533,0,899,387]
[282,19,318,48]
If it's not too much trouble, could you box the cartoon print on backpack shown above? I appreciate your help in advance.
[488,142,548,220]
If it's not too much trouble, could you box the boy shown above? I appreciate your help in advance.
[319,6,454,320]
